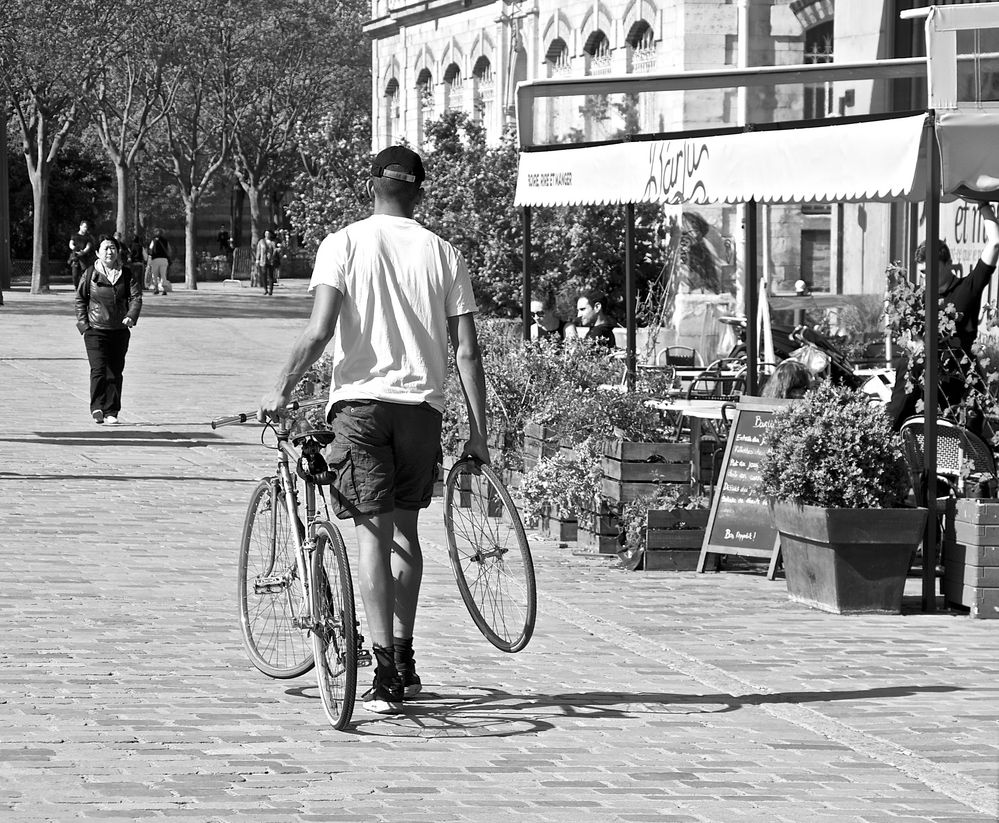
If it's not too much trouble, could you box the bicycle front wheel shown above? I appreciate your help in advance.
[311,521,358,730]
[444,460,537,652]
[237,477,314,679]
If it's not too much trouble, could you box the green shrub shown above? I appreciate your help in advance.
[760,381,907,509]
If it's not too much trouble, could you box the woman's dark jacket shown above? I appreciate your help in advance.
[75,265,142,334]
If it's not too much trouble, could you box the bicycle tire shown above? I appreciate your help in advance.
[311,521,358,730]
[443,459,537,652]
[237,477,314,679]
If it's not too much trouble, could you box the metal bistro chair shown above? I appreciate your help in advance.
[899,416,996,503]
[656,345,703,369]
[899,416,996,575]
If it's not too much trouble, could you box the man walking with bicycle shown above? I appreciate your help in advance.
[259,146,489,715]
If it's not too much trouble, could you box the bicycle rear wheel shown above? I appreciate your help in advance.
[311,521,358,730]
[238,477,314,678]
[443,460,536,652]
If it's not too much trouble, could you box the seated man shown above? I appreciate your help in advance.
[575,290,618,347]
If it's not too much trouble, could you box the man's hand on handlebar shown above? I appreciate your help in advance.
[258,389,292,424]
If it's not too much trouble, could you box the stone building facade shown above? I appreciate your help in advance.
[364,0,983,299]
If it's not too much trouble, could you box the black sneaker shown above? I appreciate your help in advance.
[361,672,403,714]
[399,666,422,698]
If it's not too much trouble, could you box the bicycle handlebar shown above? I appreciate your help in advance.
[210,398,326,429]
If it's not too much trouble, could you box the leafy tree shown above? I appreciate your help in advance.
[285,115,373,245]
[144,0,231,288]
[0,0,114,292]
[228,0,369,249]
[6,134,113,259]
[86,1,187,237]
[287,109,669,317]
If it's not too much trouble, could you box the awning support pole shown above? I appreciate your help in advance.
[522,206,532,342]
[625,202,637,391]
[745,200,759,395]
[923,113,940,613]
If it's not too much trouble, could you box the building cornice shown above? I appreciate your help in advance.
[364,0,495,39]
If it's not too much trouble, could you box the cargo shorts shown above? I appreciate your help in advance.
[326,399,443,519]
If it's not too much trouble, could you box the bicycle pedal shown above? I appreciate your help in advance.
[357,648,372,667]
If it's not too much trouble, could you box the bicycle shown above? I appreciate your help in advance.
[212,399,362,730]
[213,401,537,729]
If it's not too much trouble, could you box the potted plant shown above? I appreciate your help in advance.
[760,381,926,614]
[619,485,711,571]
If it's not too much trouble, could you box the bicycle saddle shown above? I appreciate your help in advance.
[291,428,336,447]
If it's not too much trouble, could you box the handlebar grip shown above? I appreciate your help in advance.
[211,412,252,429]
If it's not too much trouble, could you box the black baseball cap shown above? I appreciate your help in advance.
[371,146,425,185]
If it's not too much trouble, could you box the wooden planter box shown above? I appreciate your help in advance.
[523,422,560,470]
[946,500,999,619]
[540,504,578,542]
[601,441,693,504]
[642,509,710,571]
[577,501,621,553]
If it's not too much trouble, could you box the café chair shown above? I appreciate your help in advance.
[656,345,703,369]
[899,416,995,502]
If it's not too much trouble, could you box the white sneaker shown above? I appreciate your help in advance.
[104,415,119,425]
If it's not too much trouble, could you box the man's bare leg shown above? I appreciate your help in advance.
[391,509,423,696]
[353,512,403,712]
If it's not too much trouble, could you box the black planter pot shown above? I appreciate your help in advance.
[770,501,927,614]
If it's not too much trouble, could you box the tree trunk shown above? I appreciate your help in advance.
[115,162,130,237]
[29,167,50,294]
[245,183,263,250]
[184,198,197,290]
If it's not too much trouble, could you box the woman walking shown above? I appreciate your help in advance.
[75,237,142,425]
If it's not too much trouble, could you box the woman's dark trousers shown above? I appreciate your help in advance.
[84,328,130,415]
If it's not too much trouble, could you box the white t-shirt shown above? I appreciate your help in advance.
[309,214,477,415]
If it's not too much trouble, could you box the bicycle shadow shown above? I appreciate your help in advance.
[285,683,960,738]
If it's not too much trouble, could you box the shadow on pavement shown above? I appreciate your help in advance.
[284,683,960,738]
[0,471,248,482]
[0,430,230,448]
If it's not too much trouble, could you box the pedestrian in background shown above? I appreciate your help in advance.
[68,220,97,290]
[128,234,147,291]
[256,229,278,296]
[148,229,172,295]
[75,237,142,425]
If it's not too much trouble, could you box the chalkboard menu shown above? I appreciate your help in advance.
[697,397,795,579]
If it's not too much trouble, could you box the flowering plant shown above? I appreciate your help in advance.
[519,437,607,522]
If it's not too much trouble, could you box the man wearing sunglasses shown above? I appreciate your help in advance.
[259,146,489,716]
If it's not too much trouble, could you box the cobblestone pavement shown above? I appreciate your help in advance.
[1,282,997,823]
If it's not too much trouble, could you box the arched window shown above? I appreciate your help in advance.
[443,62,462,111]
[584,31,611,76]
[473,56,494,128]
[384,78,400,145]
[416,68,434,145]
[545,38,570,77]
[626,21,656,73]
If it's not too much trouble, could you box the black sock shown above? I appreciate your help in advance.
[372,644,398,678]
[393,636,414,671]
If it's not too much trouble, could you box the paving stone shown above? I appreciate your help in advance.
[0,284,997,823]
